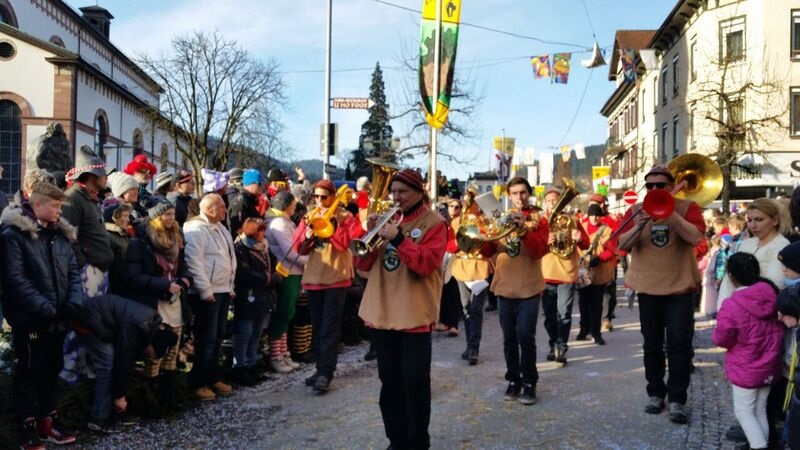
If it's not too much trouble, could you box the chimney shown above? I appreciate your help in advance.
[79,5,114,39]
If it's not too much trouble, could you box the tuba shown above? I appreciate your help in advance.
[547,178,579,258]
[349,158,403,256]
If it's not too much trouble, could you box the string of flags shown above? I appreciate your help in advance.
[491,138,588,184]
[618,48,659,83]
[528,41,608,85]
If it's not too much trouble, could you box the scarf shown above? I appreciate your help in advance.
[785,277,800,288]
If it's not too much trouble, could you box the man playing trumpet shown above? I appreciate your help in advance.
[486,177,549,405]
[357,169,447,450]
[618,165,705,425]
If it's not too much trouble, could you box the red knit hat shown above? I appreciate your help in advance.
[124,154,157,176]
[392,169,424,192]
[314,179,336,194]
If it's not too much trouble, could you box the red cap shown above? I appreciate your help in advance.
[392,169,424,192]
[314,179,336,194]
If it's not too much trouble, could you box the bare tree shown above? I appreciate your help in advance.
[138,31,287,195]
[692,47,788,212]
[391,41,486,165]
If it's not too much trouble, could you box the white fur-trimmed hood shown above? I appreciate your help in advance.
[1,206,78,242]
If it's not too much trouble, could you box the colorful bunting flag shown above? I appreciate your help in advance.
[639,49,658,71]
[531,55,550,79]
[560,145,571,162]
[492,136,515,182]
[553,53,571,84]
[419,0,462,129]
[620,49,637,83]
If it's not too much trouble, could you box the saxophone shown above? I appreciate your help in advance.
[547,178,579,259]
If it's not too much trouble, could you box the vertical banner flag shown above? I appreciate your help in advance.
[492,136,515,181]
[512,146,522,175]
[560,145,571,162]
[552,53,571,84]
[592,166,611,196]
[419,0,462,129]
[531,55,550,79]
[527,166,538,186]
[620,49,637,83]
[639,49,659,71]
[524,147,536,165]
[574,142,586,160]
[539,154,554,184]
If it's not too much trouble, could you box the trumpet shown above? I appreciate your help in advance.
[350,206,403,257]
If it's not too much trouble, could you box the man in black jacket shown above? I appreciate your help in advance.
[77,294,176,433]
[1,182,82,449]
[167,169,194,227]
[228,168,264,236]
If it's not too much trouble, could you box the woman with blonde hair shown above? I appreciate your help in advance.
[718,198,791,311]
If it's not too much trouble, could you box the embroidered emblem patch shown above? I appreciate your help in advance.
[410,228,422,239]
[650,224,669,248]
[506,236,521,258]
[383,244,400,271]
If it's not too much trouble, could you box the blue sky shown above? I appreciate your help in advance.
[69,0,676,179]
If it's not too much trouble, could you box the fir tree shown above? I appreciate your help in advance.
[351,62,393,179]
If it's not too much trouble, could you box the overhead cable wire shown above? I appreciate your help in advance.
[369,0,591,50]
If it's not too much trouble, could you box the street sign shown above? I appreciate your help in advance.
[331,97,375,109]
[623,190,638,205]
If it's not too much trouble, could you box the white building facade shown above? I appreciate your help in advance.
[602,0,800,208]
[0,0,181,193]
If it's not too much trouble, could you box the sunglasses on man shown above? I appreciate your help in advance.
[645,182,668,190]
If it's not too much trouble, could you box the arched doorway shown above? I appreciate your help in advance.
[0,100,21,194]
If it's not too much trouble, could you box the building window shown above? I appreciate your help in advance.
[0,100,21,194]
[792,10,800,60]
[791,87,800,136]
[160,144,169,170]
[661,67,668,106]
[49,36,65,47]
[0,1,18,27]
[672,116,679,157]
[672,55,679,97]
[690,39,698,81]
[95,115,107,161]
[653,131,659,163]
[661,123,668,162]
[720,17,745,63]
[690,106,697,148]
[653,76,658,113]
[642,88,647,124]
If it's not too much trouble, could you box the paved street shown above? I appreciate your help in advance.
[76,286,739,450]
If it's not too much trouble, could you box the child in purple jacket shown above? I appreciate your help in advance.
[713,252,784,450]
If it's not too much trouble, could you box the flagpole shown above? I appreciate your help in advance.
[429,0,442,207]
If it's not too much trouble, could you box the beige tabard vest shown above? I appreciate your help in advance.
[301,207,355,287]
[490,219,546,299]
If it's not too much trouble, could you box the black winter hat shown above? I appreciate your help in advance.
[778,287,800,319]
[587,204,604,217]
[778,241,800,275]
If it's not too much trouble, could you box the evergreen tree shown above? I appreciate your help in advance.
[350,62,393,179]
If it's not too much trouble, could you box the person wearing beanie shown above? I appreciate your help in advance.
[575,203,618,346]
[232,217,281,386]
[580,199,621,332]
[228,169,264,238]
[107,172,147,224]
[124,199,191,408]
[356,166,449,448]
[266,191,310,370]
[618,164,707,425]
[102,199,133,296]
[228,168,244,187]
[167,170,195,227]
[292,178,364,393]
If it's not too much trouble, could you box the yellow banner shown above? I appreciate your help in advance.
[561,145,571,162]
[592,166,610,180]
[592,166,611,195]
[493,136,515,156]
[422,0,462,23]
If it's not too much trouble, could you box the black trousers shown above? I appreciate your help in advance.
[578,284,605,337]
[372,329,432,450]
[307,287,346,378]
[438,278,461,329]
[638,292,694,404]
[12,329,66,421]
[189,293,231,389]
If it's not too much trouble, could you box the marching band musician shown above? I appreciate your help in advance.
[485,177,549,405]
[293,179,364,394]
[445,189,494,366]
[588,193,621,331]
[617,165,705,425]
[357,169,447,450]
[576,204,618,345]
[541,188,590,366]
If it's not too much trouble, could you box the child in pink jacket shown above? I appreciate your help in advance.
[713,252,784,450]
